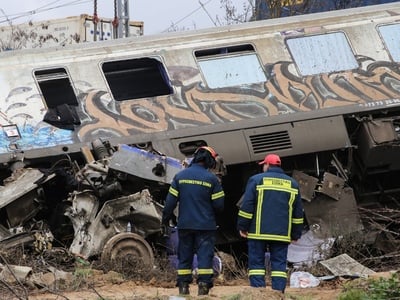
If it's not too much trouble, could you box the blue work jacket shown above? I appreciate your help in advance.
[237,166,304,242]
[162,163,224,230]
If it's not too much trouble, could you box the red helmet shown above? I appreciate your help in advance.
[197,146,218,159]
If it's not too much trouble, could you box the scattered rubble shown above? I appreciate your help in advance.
[0,139,399,298]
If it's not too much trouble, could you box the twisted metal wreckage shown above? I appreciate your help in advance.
[0,137,399,282]
[0,139,229,271]
[0,137,374,274]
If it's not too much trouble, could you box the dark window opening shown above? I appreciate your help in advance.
[195,44,255,58]
[179,140,208,157]
[35,68,78,108]
[35,68,80,130]
[102,57,173,101]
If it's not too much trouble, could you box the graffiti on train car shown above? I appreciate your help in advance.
[78,57,400,139]
[1,56,400,152]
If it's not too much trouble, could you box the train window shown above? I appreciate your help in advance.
[378,24,400,62]
[286,32,358,76]
[102,57,173,101]
[194,44,266,88]
[34,68,78,108]
[34,68,80,130]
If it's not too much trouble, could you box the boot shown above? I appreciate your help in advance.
[178,282,189,295]
[198,282,209,296]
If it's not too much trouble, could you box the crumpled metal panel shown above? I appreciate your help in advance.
[0,168,54,227]
[66,189,161,259]
[318,172,345,201]
[292,170,318,202]
[108,144,184,184]
[0,169,49,209]
[303,186,364,238]
[65,191,99,236]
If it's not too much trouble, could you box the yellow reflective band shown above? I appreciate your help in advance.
[271,271,287,278]
[197,268,213,275]
[212,191,225,200]
[257,185,298,194]
[178,179,211,188]
[255,189,264,234]
[247,233,291,243]
[287,192,295,236]
[257,177,298,195]
[292,218,303,224]
[177,269,192,275]
[238,210,253,219]
[249,269,266,276]
[169,186,178,197]
[263,177,291,188]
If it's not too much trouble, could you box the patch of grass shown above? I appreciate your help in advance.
[338,272,400,300]
[338,288,367,300]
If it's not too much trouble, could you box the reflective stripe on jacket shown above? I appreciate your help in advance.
[237,166,303,242]
[163,163,224,230]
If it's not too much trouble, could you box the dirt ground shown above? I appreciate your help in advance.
[0,248,347,300]
[25,275,344,300]
[2,249,396,300]
[28,281,343,300]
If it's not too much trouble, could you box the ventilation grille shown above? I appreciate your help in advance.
[249,131,292,154]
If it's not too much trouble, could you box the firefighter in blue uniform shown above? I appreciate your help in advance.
[162,146,224,296]
[237,153,303,293]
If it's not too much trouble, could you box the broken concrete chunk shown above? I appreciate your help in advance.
[319,253,375,277]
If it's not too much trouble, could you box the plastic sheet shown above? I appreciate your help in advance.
[290,271,320,288]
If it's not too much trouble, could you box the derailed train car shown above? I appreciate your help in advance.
[1,3,400,267]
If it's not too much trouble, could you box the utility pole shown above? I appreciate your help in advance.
[117,0,130,38]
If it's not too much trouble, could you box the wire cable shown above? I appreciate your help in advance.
[0,0,92,25]
[162,0,215,32]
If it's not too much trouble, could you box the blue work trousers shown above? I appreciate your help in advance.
[177,229,216,288]
[248,239,288,291]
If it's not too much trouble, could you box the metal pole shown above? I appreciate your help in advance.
[117,0,130,38]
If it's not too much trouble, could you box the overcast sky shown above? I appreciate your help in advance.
[0,0,250,35]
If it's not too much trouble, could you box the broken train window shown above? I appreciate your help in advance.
[195,44,267,89]
[378,23,400,62]
[286,32,358,76]
[102,57,173,101]
[35,68,81,130]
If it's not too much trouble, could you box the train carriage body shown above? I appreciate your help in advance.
[1,3,400,249]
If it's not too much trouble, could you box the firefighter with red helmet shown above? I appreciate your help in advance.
[162,146,225,296]
[237,153,304,293]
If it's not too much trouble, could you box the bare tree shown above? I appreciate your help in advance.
[253,0,366,20]
[0,21,61,51]
[219,0,255,24]
[219,0,370,23]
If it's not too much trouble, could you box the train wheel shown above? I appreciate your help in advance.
[101,232,154,270]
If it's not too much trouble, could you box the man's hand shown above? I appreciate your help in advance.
[239,230,248,238]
